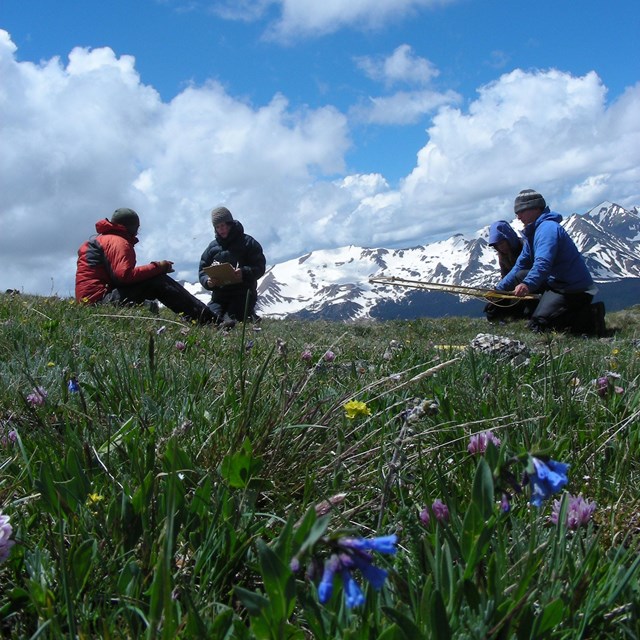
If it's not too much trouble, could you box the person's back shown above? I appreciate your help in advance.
[76,208,216,325]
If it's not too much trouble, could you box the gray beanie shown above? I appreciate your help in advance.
[111,208,140,231]
[211,206,233,227]
[514,189,546,214]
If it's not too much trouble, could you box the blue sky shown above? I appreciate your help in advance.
[1,0,639,296]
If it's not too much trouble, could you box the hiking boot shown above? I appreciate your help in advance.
[591,301,606,337]
[217,314,237,331]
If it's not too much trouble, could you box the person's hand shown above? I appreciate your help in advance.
[514,283,530,297]
[156,260,174,274]
[206,277,218,288]
[231,268,243,283]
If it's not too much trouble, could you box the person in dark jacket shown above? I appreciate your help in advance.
[484,220,537,322]
[76,208,217,324]
[199,206,266,324]
[494,189,605,335]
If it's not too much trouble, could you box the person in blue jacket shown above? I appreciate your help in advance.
[495,189,605,335]
[484,220,537,321]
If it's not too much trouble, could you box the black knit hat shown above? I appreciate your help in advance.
[211,206,233,227]
[111,208,140,231]
[514,189,546,214]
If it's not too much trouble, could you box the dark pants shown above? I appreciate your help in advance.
[208,287,257,322]
[484,298,538,322]
[103,274,217,324]
[512,270,592,333]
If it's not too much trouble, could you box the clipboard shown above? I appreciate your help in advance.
[203,262,238,285]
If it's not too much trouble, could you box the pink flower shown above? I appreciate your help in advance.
[26,386,47,407]
[431,499,449,523]
[467,430,501,455]
[301,349,313,362]
[0,513,14,563]
[419,499,449,526]
[175,341,186,352]
[550,493,596,530]
[323,350,336,362]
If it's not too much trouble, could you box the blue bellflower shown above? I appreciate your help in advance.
[528,457,569,507]
[316,535,397,608]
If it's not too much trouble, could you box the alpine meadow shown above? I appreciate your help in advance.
[0,292,639,639]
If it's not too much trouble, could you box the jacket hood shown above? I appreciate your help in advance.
[488,220,521,248]
[95,218,139,244]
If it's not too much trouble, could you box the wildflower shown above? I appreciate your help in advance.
[68,378,80,393]
[527,457,569,507]
[431,499,449,523]
[550,493,596,530]
[245,340,254,351]
[26,386,47,407]
[317,535,397,608]
[340,565,365,608]
[175,340,186,352]
[0,513,15,563]
[86,493,104,506]
[323,350,336,362]
[500,494,511,513]
[1,430,17,447]
[467,430,501,455]
[318,554,340,603]
[301,349,313,362]
[339,534,398,555]
[419,508,430,526]
[344,400,371,420]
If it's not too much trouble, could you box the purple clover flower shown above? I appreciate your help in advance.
[323,350,336,363]
[550,493,596,530]
[301,349,313,362]
[431,499,450,523]
[175,341,186,352]
[0,513,15,564]
[26,386,47,407]
[527,457,569,507]
[467,430,501,455]
[419,507,430,526]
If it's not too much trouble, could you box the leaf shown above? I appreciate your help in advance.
[70,538,97,593]
[382,606,425,640]
[257,538,296,621]
[472,457,495,520]
[234,586,270,617]
[429,590,451,640]
[532,598,565,637]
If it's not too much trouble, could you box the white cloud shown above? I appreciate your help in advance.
[264,0,457,39]
[1,28,639,298]
[351,89,460,125]
[355,45,439,87]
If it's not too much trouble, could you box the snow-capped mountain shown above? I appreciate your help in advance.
[188,202,640,320]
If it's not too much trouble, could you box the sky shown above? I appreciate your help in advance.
[1,0,639,297]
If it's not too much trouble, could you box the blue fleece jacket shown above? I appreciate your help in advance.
[496,209,594,293]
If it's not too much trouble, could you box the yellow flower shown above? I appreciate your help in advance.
[612,348,620,356]
[344,400,371,420]
[86,493,104,506]
[47,362,55,367]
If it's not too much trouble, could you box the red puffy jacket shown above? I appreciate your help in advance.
[75,219,165,303]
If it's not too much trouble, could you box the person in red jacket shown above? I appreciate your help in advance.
[75,208,216,324]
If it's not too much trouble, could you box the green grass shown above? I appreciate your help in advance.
[0,292,639,638]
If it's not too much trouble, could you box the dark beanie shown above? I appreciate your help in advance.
[111,208,140,231]
[211,206,233,227]
[514,189,546,214]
